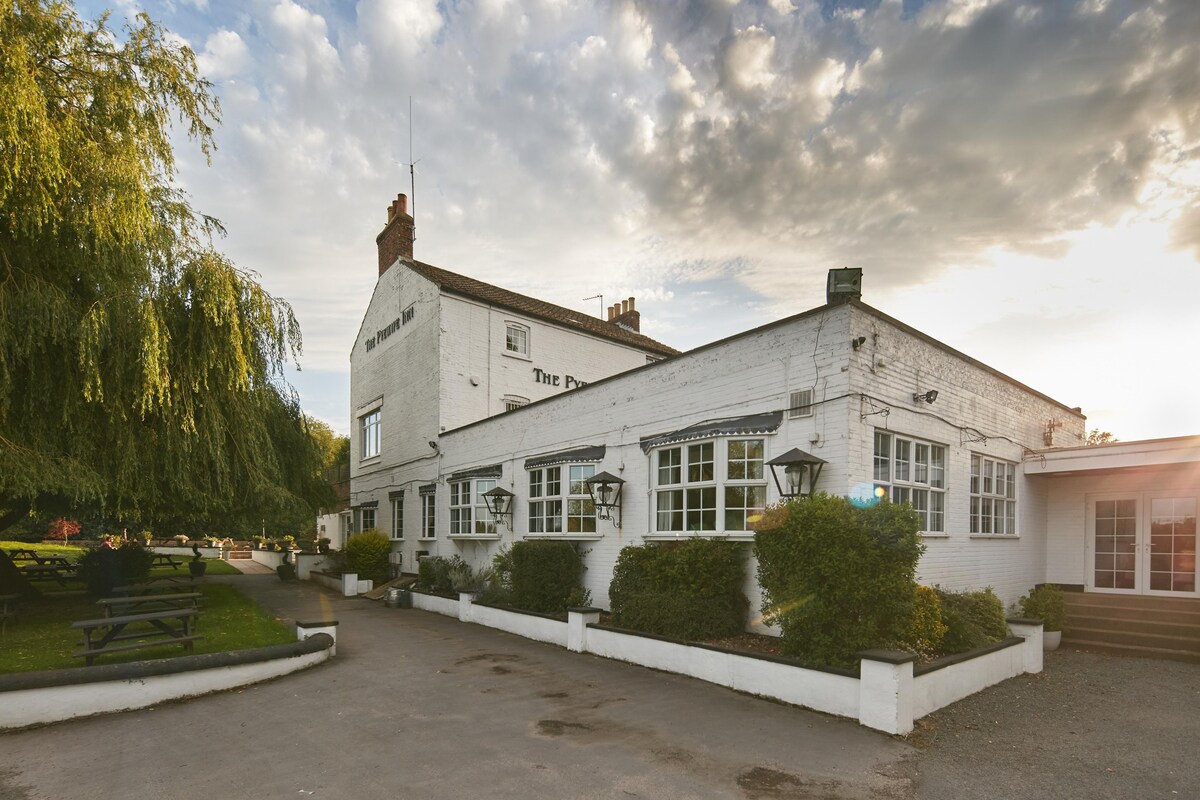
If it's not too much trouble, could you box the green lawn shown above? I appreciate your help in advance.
[0,583,294,674]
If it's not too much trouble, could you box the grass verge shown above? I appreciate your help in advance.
[0,583,294,674]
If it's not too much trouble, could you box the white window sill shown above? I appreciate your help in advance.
[417,537,437,542]
[920,532,950,539]
[502,350,531,362]
[389,538,404,542]
[522,533,604,541]
[642,533,755,542]
[359,456,381,466]
[969,534,1020,540]
[447,534,502,541]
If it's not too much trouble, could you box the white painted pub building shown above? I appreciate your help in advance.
[337,193,1199,645]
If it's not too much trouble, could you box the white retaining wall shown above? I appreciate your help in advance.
[406,592,1043,735]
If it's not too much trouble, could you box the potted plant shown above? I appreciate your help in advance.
[1019,584,1065,651]
[188,544,207,578]
[317,537,332,554]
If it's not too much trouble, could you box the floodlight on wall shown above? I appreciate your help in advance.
[767,448,827,499]
[912,389,939,405]
[482,486,515,528]
[851,336,867,350]
[584,471,625,526]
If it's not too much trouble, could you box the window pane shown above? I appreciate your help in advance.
[658,448,681,486]
[529,469,542,498]
[914,444,929,484]
[546,467,561,496]
[657,490,683,531]
[894,438,911,482]
[873,432,891,481]
[687,443,714,482]
[569,464,594,495]
[686,487,716,531]
[931,446,945,489]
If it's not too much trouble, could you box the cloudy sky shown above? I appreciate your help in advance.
[83,0,1198,441]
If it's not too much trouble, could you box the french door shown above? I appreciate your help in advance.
[1090,493,1198,596]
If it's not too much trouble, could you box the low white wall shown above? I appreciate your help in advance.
[410,590,461,616]
[310,571,342,592]
[251,550,286,569]
[404,592,1043,735]
[467,602,567,647]
[0,636,333,731]
[151,545,222,560]
[295,553,331,580]
[912,639,1026,719]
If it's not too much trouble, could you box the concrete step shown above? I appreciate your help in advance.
[1064,603,1200,625]
[1068,614,1200,640]
[1063,593,1200,613]
[1063,625,1200,653]
[228,551,253,560]
[1059,638,1200,665]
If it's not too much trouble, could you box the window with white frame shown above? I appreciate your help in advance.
[359,507,376,532]
[420,493,435,539]
[970,455,1016,534]
[360,409,381,459]
[449,479,499,535]
[873,431,946,532]
[503,395,529,412]
[391,495,404,540]
[528,464,596,534]
[505,323,529,357]
[654,439,766,533]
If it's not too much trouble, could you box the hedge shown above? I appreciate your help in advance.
[510,541,584,613]
[608,539,748,641]
[754,493,924,668]
[936,586,1008,652]
[344,529,391,584]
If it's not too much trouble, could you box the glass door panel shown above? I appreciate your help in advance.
[1148,497,1197,594]
[1094,498,1138,591]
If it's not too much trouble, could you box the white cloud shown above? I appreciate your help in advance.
[196,29,250,81]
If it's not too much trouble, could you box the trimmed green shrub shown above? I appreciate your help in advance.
[608,539,748,640]
[417,555,455,594]
[902,585,948,658]
[77,541,153,597]
[937,587,1008,653]
[1018,583,1065,632]
[754,494,924,668]
[344,529,391,584]
[510,541,584,614]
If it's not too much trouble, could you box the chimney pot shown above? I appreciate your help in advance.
[628,297,636,312]
[620,300,628,314]
[397,193,407,215]
[377,191,414,276]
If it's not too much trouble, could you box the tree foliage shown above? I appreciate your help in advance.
[0,2,325,534]
[1085,429,1117,446]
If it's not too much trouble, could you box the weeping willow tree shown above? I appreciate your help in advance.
[0,1,328,564]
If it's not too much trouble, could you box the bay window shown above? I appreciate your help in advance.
[528,464,596,534]
[654,439,766,534]
[449,478,498,535]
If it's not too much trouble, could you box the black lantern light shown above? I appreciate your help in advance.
[481,486,515,528]
[767,448,826,499]
[583,471,625,526]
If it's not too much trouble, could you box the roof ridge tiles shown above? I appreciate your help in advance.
[402,257,679,357]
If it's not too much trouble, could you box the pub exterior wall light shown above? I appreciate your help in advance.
[584,471,625,527]
[767,448,827,499]
[482,486,515,529]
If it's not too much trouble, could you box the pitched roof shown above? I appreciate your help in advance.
[400,257,679,357]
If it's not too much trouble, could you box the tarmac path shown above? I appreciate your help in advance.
[0,574,917,800]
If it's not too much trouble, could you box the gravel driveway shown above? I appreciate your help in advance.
[913,648,1200,799]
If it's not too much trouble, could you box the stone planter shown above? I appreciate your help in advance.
[1043,630,1062,651]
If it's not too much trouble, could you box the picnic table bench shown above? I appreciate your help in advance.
[72,609,202,666]
[97,592,203,618]
[150,553,183,571]
[1,593,17,635]
[112,577,200,596]
[7,550,71,566]
[21,562,78,586]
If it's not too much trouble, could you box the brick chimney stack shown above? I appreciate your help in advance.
[608,296,640,332]
[376,193,414,276]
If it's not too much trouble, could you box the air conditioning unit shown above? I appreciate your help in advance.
[388,552,403,565]
[416,550,430,561]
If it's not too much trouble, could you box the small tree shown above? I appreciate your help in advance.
[46,518,81,544]
[343,529,391,584]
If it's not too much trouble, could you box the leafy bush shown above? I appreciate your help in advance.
[343,529,391,584]
[754,494,924,668]
[417,555,455,594]
[902,585,948,658]
[1018,584,1065,632]
[510,541,585,614]
[76,541,153,597]
[609,539,748,640]
[937,587,1008,653]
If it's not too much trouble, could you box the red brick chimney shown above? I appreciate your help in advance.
[608,296,640,332]
[376,193,414,276]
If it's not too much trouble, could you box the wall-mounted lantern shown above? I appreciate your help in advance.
[584,471,625,526]
[482,486,515,529]
[767,448,826,499]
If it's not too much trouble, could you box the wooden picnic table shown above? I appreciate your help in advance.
[20,563,78,586]
[112,576,200,596]
[72,609,202,666]
[7,549,71,566]
[97,592,203,618]
[150,553,183,571]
